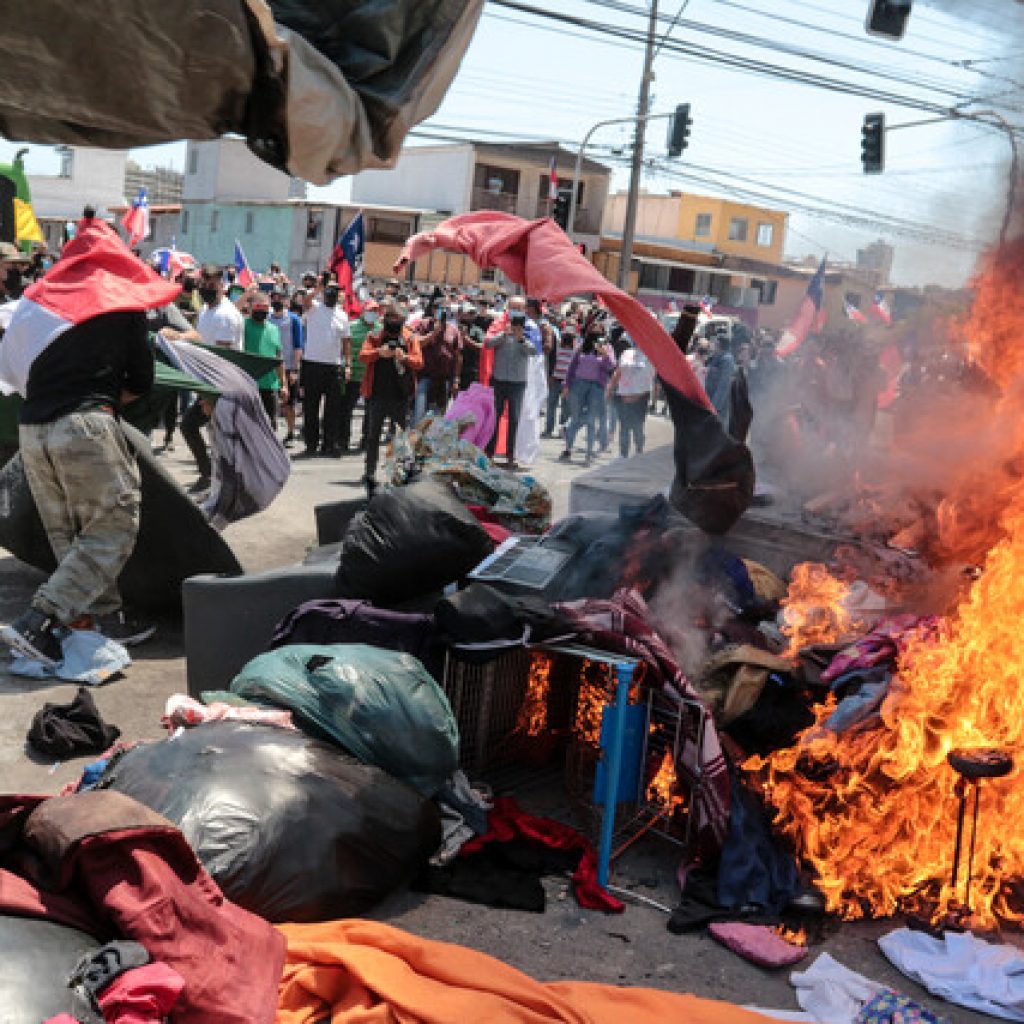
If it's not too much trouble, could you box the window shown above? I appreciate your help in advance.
[188,148,198,175]
[695,213,712,237]
[245,211,255,234]
[57,146,73,179]
[638,263,669,291]
[306,211,322,243]
[368,216,411,244]
[728,217,748,242]
[752,278,777,305]
[181,210,189,233]
[210,210,219,232]
[756,222,774,247]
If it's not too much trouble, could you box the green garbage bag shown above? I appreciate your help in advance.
[231,643,458,796]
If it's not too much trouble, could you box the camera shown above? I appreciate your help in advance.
[510,312,527,328]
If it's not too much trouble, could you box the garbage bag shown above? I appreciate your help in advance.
[0,1,483,185]
[232,643,459,796]
[103,721,441,922]
[0,423,241,613]
[0,915,101,1023]
[335,478,494,604]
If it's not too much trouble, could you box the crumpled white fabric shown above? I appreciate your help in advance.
[879,927,1024,1022]
[514,353,548,467]
[790,953,887,1024]
[10,628,129,686]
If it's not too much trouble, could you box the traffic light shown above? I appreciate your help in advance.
[861,113,885,174]
[865,0,912,40]
[553,193,570,230]
[666,103,692,159]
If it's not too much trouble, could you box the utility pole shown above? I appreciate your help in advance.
[617,0,658,291]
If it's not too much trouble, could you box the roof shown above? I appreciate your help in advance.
[108,204,181,214]
[472,141,611,176]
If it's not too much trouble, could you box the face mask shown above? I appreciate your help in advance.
[271,301,284,313]
[251,310,269,323]
[363,312,379,325]
[199,287,218,305]
[383,319,403,334]
[324,293,339,308]
[4,269,22,293]
[182,281,195,293]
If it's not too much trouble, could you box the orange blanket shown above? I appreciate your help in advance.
[276,920,773,1024]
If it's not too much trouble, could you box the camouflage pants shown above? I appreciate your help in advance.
[20,409,140,624]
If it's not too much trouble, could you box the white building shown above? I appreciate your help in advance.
[351,141,612,251]
[183,137,304,204]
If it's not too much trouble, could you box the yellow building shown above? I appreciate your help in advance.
[603,190,786,265]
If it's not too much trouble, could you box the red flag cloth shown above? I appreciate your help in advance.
[878,344,903,409]
[25,217,180,324]
[97,962,185,1024]
[395,213,713,412]
[460,796,624,913]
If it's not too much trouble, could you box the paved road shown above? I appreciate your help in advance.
[0,411,989,1022]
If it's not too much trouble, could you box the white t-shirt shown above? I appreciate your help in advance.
[196,299,244,350]
[617,347,656,396]
[303,301,350,365]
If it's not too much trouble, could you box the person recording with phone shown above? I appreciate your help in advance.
[485,307,538,470]
[359,302,423,490]
[413,300,461,425]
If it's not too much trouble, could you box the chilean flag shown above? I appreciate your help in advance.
[870,290,892,325]
[120,188,150,248]
[329,212,367,316]
[233,240,254,288]
[548,155,559,201]
[0,217,179,396]
[844,299,867,323]
[778,258,827,358]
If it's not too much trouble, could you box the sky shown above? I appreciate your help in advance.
[2,0,1021,288]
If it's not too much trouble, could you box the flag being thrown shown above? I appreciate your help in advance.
[329,212,367,316]
[0,216,179,396]
[778,258,827,358]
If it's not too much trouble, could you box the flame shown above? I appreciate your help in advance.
[573,660,607,748]
[779,562,868,656]
[516,653,552,737]
[646,749,685,809]
[753,241,1024,929]
[773,925,807,947]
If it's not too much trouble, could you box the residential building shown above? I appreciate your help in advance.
[183,138,304,204]
[176,197,425,283]
[856,239,894,286]
[28,146,129,252]
[351,141,612,285]
[597,189,788,311]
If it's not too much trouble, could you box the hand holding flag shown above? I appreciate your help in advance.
[329,213,367,316]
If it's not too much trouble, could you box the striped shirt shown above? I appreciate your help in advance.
[553,342,577,380]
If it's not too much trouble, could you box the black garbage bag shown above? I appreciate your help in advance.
[0,915,101,1023]
[335,479,494,604]
[0,422,241,614]
[665,381,755,535]
[0,1,483,185]
[103,721,441,922]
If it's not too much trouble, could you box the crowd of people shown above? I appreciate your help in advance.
[155,260,663,492]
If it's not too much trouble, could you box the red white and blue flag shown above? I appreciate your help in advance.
[329,212,367,316]
[778,257,827,358]
[548,155,559,201]
[233,240,254,288]
[152,238,196,278]
[844,299,867,323]
[700,295,716,314]
[120,188,150,248]
[870,290,892,325]
[0,217,179,395]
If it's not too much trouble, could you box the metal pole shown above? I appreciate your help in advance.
[597,662,635,888]
[617,0,659,291]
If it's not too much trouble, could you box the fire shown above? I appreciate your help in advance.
[753,241,1024,929]
[573,660,608,748]
[779,562,868,656]
[515,653,552,737]
[773,925,807,948]
[646,749,685,810]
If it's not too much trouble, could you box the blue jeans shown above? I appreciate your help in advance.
[565,379,605,456]
[617,396,649,457]
[544,380,567,435]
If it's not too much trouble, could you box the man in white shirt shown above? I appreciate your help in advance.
[606,340,656,459]
[194,265,244,350]
[299,283,351,458]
